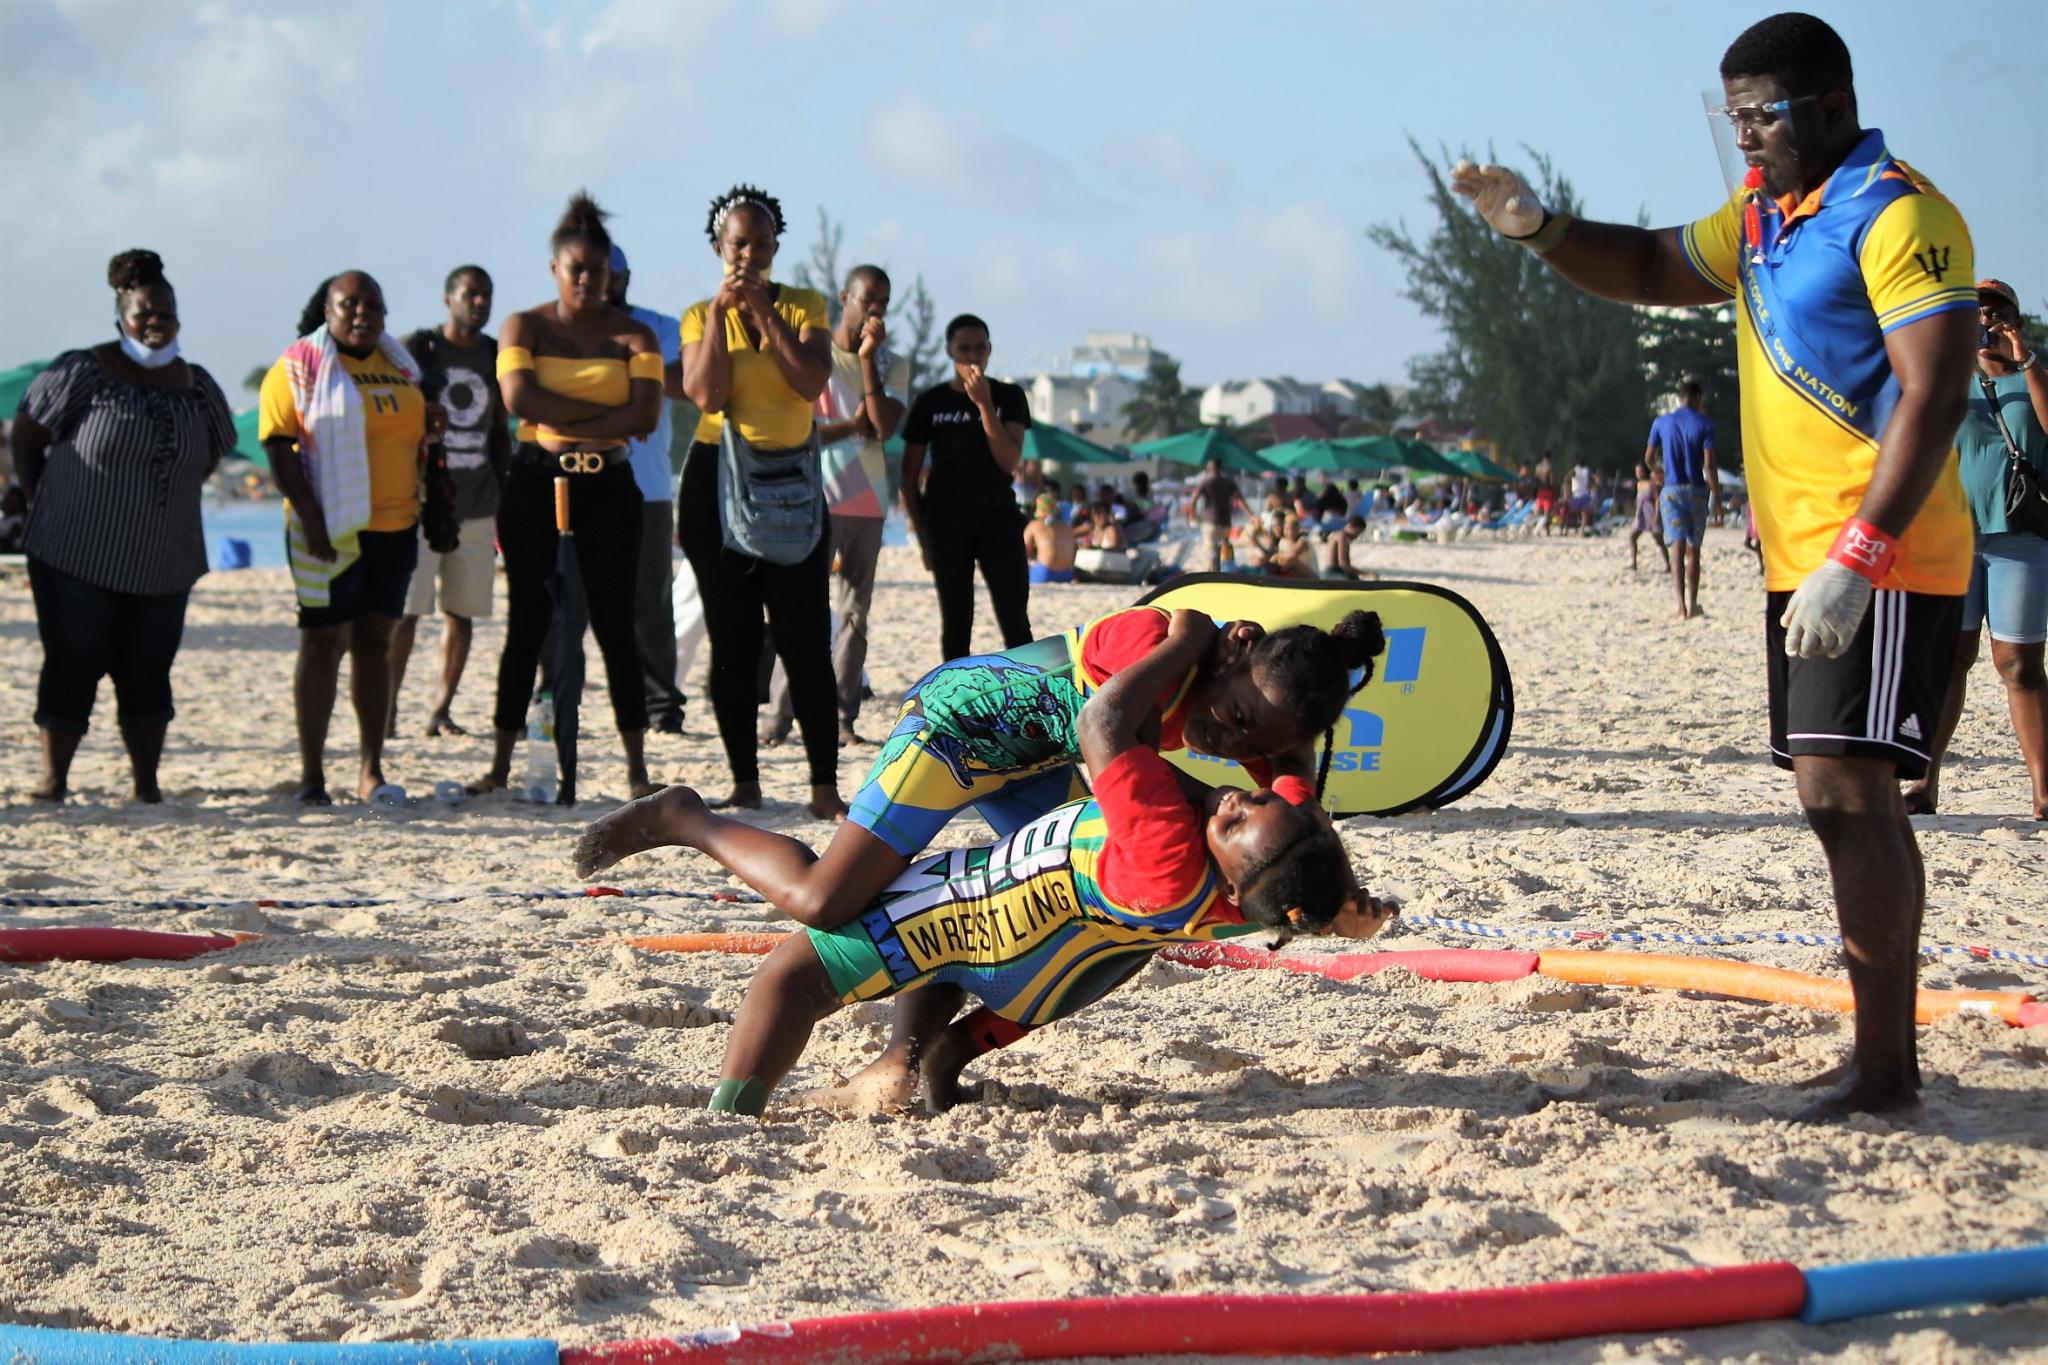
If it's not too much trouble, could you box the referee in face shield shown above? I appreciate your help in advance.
[1452,12,1979,1116]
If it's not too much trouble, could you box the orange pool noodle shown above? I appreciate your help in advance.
[625,932,786,955]
[1536,950,2033,1025]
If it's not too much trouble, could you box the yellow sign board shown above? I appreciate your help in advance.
[1137,576,1513,817]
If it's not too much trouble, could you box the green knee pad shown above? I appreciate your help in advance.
[708,1077,766,1116]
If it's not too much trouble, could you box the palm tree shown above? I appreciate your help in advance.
[1120,355,1202,441]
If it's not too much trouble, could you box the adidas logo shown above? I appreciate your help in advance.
[1899,714,1923,740]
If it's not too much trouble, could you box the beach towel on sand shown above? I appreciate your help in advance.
[281,326,420,608]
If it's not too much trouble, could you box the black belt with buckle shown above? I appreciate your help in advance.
[555,449,625,474]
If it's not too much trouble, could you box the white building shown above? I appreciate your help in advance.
[1068,330,1156,381]
[1024,372,1136,437]
[1197,376,1324,426]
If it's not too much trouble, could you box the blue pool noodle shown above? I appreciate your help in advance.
[0,1327,558,1365]
[1800,1244,2048,1324]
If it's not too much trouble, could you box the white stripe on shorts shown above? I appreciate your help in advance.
[1865,590,1904,742]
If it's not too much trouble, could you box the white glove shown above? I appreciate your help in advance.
[1449,159,1547,239]
[1779,559,1873,659]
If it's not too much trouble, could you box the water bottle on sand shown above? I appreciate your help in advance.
[523,692,557,804]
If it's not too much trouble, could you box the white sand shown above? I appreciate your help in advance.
[2,534,2044,1360]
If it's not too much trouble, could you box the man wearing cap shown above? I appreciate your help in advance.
[1908,277,2048,820]
[1453,12,1977,1114]
[607,246,687,733]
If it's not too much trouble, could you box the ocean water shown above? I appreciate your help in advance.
[200,499,906,572]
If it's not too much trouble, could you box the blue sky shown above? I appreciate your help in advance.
[2,0,2041,401]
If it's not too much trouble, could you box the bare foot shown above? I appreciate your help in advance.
[838,725,868,748]
[426,711,467,738]
[357,770,389,803]
[466,770,508,797]
[795,1058,918,1116]
[31,779,66,803]
[1902,779,1938,816]
[629,779,662,799]
[294,781,332,806]
[709,783,763,810]
[807,786,849,822]
[572,783,708,879]
[1793,1058,1921,1119]
[920,1029,987,1113]
[1797,1075,1923,1121]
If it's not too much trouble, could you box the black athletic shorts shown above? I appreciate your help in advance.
[295,526,420,630]
[1765,589,1961,778]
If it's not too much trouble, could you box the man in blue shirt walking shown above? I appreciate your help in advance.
[1646,381,1720,620]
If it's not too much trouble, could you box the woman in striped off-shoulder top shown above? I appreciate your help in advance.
[10,249,234,804]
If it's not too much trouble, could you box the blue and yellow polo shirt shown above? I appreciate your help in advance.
[1680,128,1976,595]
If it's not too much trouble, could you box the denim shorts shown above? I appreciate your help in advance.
[1961,532,2048,645]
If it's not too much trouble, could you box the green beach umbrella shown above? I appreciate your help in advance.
[0,359,53,421]
[1023,425,1129,466]
[1130,427,1270,474]
[1443,447,1518,480]
[230,409,272,470]
[1395,439,1464,477]
[1260,438,1350,472]
[1330,435,1409,474]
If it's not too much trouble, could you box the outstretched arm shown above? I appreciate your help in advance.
[1449,161,1727,307]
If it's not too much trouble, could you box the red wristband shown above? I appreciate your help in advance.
[1826,517,1898,585]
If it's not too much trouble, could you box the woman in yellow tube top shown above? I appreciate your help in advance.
[678,184,843,820]
[470,191,664,804]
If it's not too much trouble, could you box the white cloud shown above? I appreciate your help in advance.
[864,98,1105,214]
[1094,129,1236,202]
[1130,199,1367,332]
[580,0,731,59]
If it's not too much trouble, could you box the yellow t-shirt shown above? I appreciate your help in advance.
[1679,143,1975,595]
[680,285,829,448]
[258,350,425,533]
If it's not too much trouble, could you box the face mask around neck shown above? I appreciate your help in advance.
[118,323,180,369]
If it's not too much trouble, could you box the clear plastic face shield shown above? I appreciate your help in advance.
[1701,91,1752,199]
[1701,92,1825,197]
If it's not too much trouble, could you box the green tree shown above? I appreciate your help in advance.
[1640,302,1742,471]
[1349,382,1401,435]
[1369,141,1653,475]
[900,273,941,397]
[1119,355,1202,440]
[242,365,267,394]
[790,207,845,327]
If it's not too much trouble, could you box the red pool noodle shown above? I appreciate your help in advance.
[1160,941,1539,983]
[0,927,254,965]
[564,1262,1807,1365]
[2021,1002,2047,1029]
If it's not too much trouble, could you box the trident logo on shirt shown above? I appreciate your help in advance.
[1911,246,1951,283]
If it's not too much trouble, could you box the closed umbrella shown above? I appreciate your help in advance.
[548,475,587,805]
[1130,428,1271,474]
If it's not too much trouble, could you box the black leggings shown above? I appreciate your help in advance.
[492,452,646,735]
[679,440,837,787]
[28,557,189,735]
[924,502,1032,663]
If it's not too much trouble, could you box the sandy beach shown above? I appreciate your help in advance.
[2,533,2043,1361]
